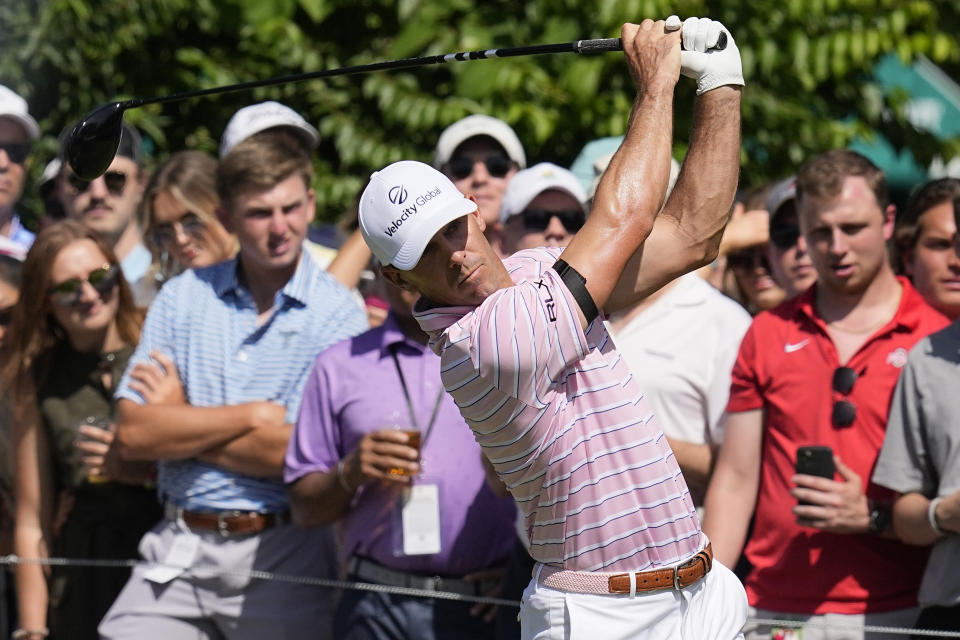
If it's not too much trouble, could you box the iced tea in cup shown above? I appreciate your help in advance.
[387,429,421,476]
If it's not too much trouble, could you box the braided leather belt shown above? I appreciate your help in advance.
[538,543,713,595]
[164,503,289,537]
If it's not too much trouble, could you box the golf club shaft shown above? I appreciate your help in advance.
[124,38,627,110]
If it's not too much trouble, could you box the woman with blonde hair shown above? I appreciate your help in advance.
[6,220,162,640]
[139,150,237,283]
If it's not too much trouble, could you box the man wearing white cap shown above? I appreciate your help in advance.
[219,100,319,159]
[0,85,40,251]
[434,114,525,252]
[499,162,587,255]
[220,100,358,274]
[359,17,748,639]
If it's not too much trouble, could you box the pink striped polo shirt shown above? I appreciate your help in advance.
[415,247,703,572]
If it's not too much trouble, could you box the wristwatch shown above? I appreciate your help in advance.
[868,502,891,534]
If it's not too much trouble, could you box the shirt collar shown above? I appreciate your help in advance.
[380,312,429,355]
[211,250,317,304]
[796,276,934,334]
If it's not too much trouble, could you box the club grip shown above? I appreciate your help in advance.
[575,31,727,54]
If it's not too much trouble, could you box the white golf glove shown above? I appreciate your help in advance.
[679,17,744,95]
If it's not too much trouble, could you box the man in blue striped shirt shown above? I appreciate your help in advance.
[100,128,367,639]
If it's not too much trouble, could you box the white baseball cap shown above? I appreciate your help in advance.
[219,101,319,158]
[499,162,587,224]
[0,85,39,141]
[359,160,478,270]
[433,114,526,169]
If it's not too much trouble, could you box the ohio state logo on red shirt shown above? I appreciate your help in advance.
[886,347,908,368]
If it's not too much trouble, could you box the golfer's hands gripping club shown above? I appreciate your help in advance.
[622,18,683,96]
[679,17,744,94]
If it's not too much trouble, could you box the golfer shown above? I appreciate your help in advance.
[358,16,747,639]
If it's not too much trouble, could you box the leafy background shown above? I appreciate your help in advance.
[1,0,958,225]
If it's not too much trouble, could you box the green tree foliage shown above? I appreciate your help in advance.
[1,0,958,224]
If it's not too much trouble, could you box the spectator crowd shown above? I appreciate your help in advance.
[0,15,959,640]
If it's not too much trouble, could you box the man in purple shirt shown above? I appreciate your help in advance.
[286,278,517,640]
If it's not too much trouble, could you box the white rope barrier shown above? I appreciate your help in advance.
[2,555,959,637]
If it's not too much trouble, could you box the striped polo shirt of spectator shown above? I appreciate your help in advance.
[115,251,368,512]
[415,247,704,572]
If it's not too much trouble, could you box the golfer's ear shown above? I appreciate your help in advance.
[380,265,415,292]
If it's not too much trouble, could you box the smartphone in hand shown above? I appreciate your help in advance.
[795,446,835,506]
[795,446,835,479]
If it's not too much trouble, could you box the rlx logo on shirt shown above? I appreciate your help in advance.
[535,279,557,322]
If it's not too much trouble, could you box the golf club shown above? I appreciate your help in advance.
[66,32,726,180]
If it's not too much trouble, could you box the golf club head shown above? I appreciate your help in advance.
[65,102,128,180]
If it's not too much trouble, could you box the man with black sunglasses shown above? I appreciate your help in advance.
[704,150,950,639]
[57,123,156,305]
[434,114,525,254]
[499,162,586,255]
[0,85,39,252]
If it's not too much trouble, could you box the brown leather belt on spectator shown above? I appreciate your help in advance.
[164,502,289,537]
[538,543,713,595]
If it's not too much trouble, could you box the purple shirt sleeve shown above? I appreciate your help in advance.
[284,353,342,484]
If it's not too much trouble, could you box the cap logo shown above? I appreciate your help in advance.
[388,185,408,204]
[382,185,443,238]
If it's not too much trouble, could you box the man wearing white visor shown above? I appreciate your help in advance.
[499,162,587,255]
[359,17,747,639]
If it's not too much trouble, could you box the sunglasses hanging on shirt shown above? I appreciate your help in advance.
[831,365,864,427]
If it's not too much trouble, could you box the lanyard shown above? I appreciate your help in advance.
[389,344,445,449]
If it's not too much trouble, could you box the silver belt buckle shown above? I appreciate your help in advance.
[672,564,682,591]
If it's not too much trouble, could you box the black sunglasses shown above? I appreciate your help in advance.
[831,366,862,427]
[446,154,512,180]
[0,305,14,327]
[770,224,801,250]
[47,264,120,307]
[727,248,770,271]
[0,142,30,165]
[152,212,207,247]
[67,171,129,197]
[515,208,585,233]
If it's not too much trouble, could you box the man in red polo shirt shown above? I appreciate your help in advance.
[703,149,949,639]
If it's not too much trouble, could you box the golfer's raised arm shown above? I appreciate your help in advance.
[560,18,745,322]
[605,22,743,311]
[556,19,680,323]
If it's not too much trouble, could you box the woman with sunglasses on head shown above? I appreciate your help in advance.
[139,151,237,284]
[4,220,163,640]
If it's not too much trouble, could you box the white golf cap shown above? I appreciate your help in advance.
[359,160,478,271]
[433,114,526,169]
[0,85,39,141]
[500,162,587,224]
[219,101,319,158]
